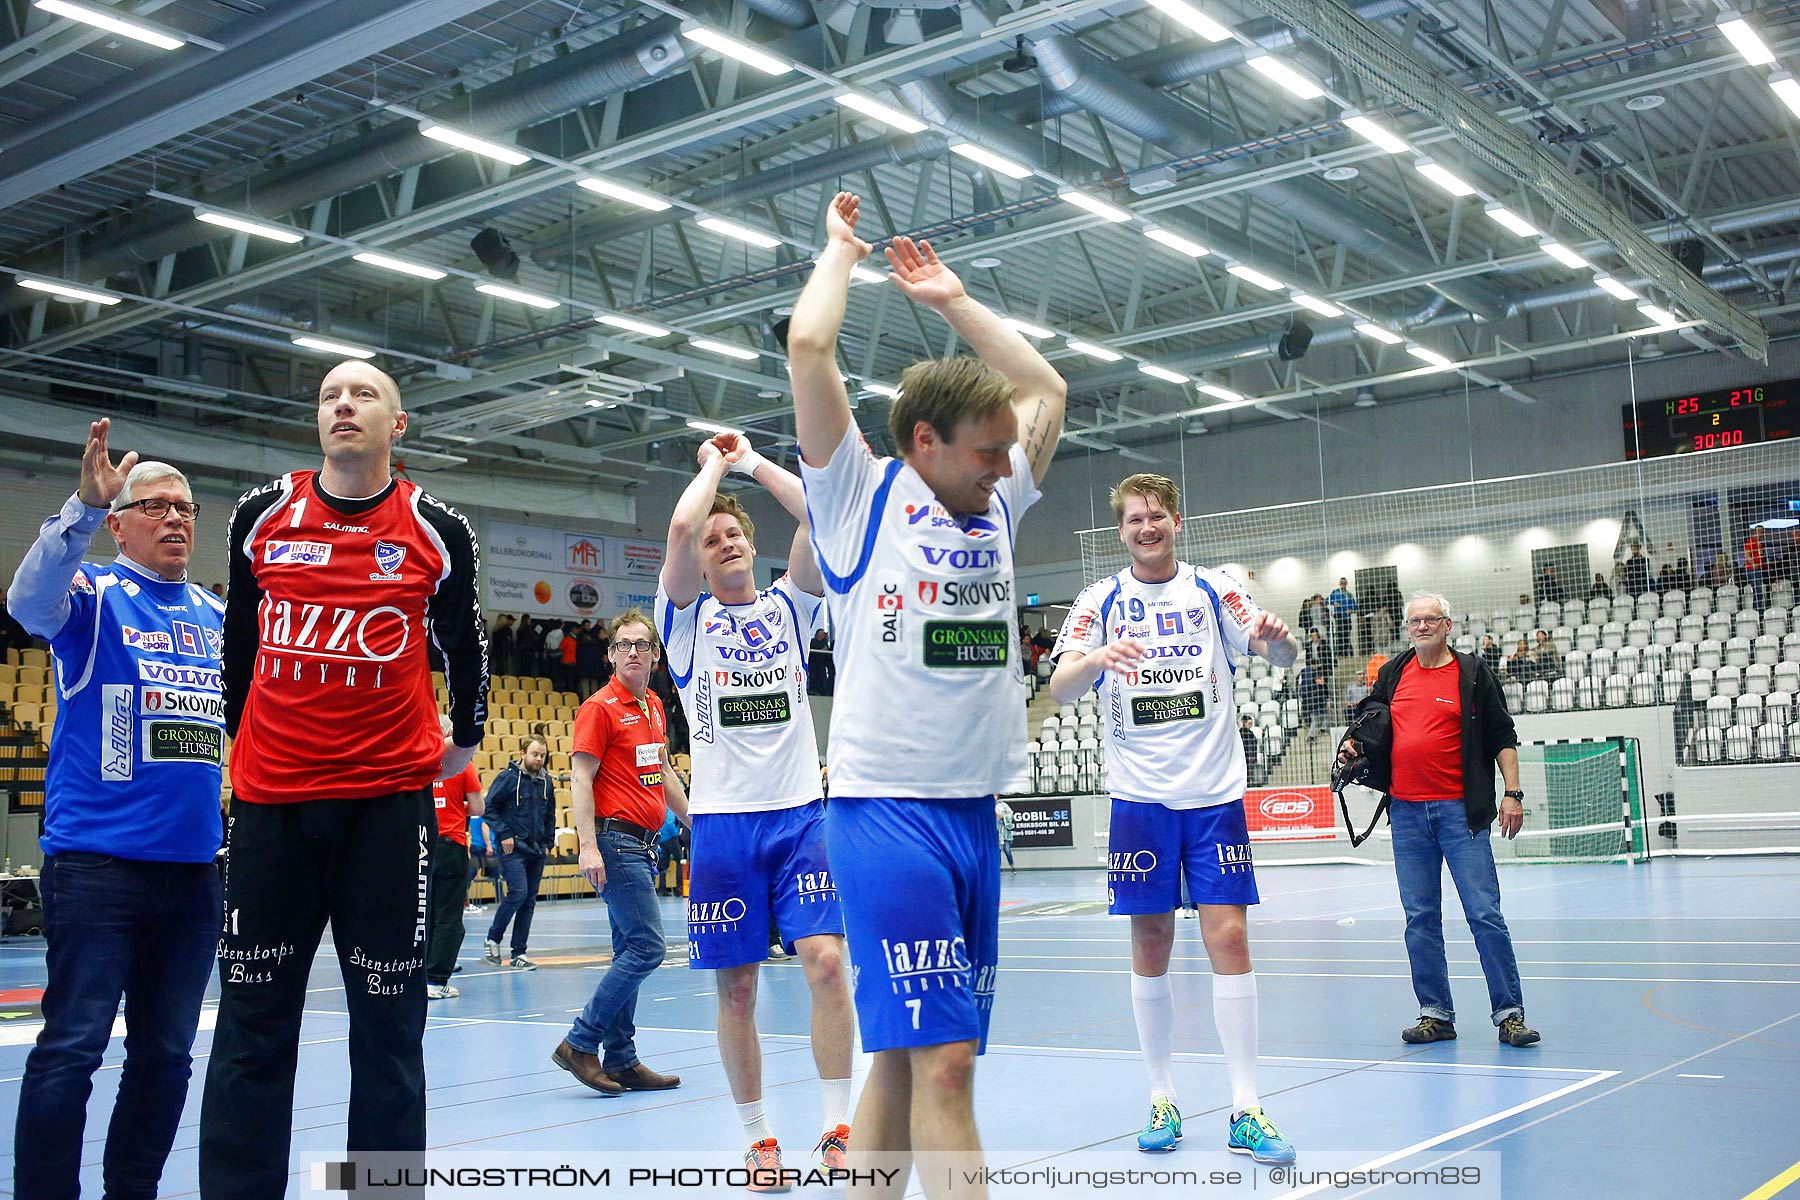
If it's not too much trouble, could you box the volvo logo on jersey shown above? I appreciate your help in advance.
[370,540,406,581]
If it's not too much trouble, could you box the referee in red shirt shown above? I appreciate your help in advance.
[552,609,690,1095]
[201,361,487,1197]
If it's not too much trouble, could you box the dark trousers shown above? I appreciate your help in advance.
[15,854,218,1200]
[486,849,545,955]
[199,790,432,1200]
[426,837,470,985]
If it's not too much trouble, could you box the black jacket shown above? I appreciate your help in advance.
[484,761,557,855]
[1351,647,1519,831]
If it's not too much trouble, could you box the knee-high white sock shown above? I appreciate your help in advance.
[820,1076,853,1132]
[1212,970,1260,1115]
[738,1099,774,1145]
[1131,971,1178,1104]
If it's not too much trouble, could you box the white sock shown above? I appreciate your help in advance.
[738,1099,774,1145]
[820,1076,853,1131]
[1212,970,1260,1115]
[1130,971,1178,1105]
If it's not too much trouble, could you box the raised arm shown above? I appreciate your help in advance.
[885,236,1068,483]
[661,439,731,609]
[788,192,872,467]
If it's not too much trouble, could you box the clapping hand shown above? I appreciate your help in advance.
[884,235,966,310]
[825,191,873,260]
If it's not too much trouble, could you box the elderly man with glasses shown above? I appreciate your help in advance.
[8,420,225,1200]
[1337,592,1540,1049]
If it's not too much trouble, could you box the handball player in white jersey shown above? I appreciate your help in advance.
[656,432,853,1184]
[788,192,1066,1197]
[1050,473,1300,1164]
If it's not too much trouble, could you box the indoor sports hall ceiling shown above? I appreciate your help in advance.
[3,0,1800,490]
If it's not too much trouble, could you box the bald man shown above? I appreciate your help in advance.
[200,361,489,1198]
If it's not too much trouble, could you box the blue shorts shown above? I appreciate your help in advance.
[688,801,844,969]
[1107,799,1260,914]
[825,796,999,1054]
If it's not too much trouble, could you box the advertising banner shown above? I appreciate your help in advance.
[485,520,663,620]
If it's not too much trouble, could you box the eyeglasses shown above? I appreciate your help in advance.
[117,498,199,521]
[611,638,656,655]
[1406,616,1448,628]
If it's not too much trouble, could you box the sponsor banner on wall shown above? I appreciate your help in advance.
[485,520,663,620]
[1008,799,1075,849]
[1243,784,1338,842]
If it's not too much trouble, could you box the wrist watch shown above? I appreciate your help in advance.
[1503,789,1525,802]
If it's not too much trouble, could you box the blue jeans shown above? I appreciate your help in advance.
[566,832,664,1070]
[486,849,545,955]
[16,853,220,1200]
[1389,800,1524,1026]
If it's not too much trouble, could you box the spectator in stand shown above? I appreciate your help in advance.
[482,737,556,971]
[1653,565,1675,595]
[809,628,835,695]
[1305,594,1330,643]
[427,714,484,1000]
[1478,635,1502,675]
[1238,713,1261,787]
[1705,553,1733,588]
[1364,652,1388,686]
[1621,543,1651,597]
[1534,564,1563,604]
[1531,630,1562,680]
[1344,675,1372,723]
[1030,625,1056,660]
[542,621,565,689]
[1588,574,1611,601]
[467,813,501,909]
[1328,577,1359,659]
[1506,637,1534,683]
[1305,628,1334,672]
[1673,556,1695,592]
[490,614,516,677]
[1744,527,1768,610]
[1300,662,1331,738]
[514,616,542,681]
[576,619,606,697]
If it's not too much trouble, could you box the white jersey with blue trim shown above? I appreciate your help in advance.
[657,574,825,815]
[1052,561,1262,808]
[800,425,1039,799]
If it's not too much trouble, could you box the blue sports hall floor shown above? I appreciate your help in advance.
[2,859,1797,1199]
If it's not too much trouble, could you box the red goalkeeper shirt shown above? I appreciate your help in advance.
[223,471,488,804]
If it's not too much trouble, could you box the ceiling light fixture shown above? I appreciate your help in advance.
[695,216,782,248]
[1407,345,1454,368]
[849,264,887,285]
[577,176,672,211]
[1341,113,1411,154]
[863,382,902,398]
[596,313,671,337]
[949,142,1035,179]
[1226,263,1283,290]
[833,92,928,133]
[1245,54,1325,99]
[475,282,560,309]
[1065,339,1123,361]
[352,252,448,281]
[1413,159,1477,197]
[33,0,184,50]
[418,122,530,166]
[1483,203,1540,238]
[1290,292,1344,317]
[1594,275,1640,301]
[1137,362,1190,384]
[292,335,377,360]
[1716,11,1776,65]
[688,337,760,361]
[16,278,122,305]
[687,418,743,436]
[1354,321,1403,344]
[1539,239,1591,269]
[1636,302,1680,326]
[1003,317,1055,340]
[1770,71,1800,118]
[1141,0,1235,41]
[1198,383,1242,402]
[1059,189,1131,222]
[195,210,304,243]
[680,26,795,75]
[1144,227,1210,257]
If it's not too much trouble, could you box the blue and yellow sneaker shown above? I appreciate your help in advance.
[1137,1097,1183,1152]
[1227,1107,1297,1164]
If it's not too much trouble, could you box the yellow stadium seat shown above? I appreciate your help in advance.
[19,649,48,670]
[0,665,18,687]
[12,703,43,729]
[16,666,46,688]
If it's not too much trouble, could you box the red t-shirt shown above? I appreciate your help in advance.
[1389,655,1464,801]
[572,677,667,833]
[561,636,578,666]
[432,763,482,844]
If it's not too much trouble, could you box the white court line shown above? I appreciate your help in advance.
[995,966,1800,985]
[1676,1073,1725,1079]
[998,952,1800,969]
[1001,936,1800,946]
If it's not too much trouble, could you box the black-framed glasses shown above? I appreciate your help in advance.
[117,498,199,521]
[1406,615,1448,628]
[611,638,655,655]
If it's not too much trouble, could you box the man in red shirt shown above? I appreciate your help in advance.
[428,714,484,999]
[201,360,487,1198]
[1338,592,1538,1049]
[552,609,689,1095]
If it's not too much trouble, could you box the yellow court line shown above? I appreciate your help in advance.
[1744,1158,1800,1200]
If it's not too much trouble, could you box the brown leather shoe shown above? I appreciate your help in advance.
[551,1040,623,1096]
[606,1061,681,1091]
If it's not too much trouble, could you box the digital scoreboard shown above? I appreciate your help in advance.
[1622,381,1795,460]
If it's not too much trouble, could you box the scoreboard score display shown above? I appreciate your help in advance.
[1623,381,1795,459]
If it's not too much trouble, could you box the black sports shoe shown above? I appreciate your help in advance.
[1401,1016,1457,1044]
[1498,1015,1541,1046]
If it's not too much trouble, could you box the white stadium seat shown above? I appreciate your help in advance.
[1725,723,1756,761]
[1785,632,1800,664]
[1687,726,1723,764]
[1757,723,1788,761]
[1716,582,1742,612]
[1725,637,1753,669]
[1253,682,1275,704]
[1564,599,1588,628]
[1746,664,1773,696]
[1755,634,1781,667]
[1777,662,1800,692]
[1258,699,1281,728]
[1689,667,1714,702]
[1282,699,1301,730]
[1663,589,1688,618]
[1552,678,1577,711]
[1585,597,1609,624]
[1564,649,1589,681]
[1690,586,1714,617]
[1706,612,1732,642]
[1551,626,1573,655]
[1636,593,1661,622]
[1774,581,1797,610]
[1716,664,1743,698]
[1602,621,1626,650]
[1766,608,1791,638]
[1611,597,1636,626]
[1591,647,1616,679]
[1540,603,1562,628]
[1627,619,1652,649]
[1660,671,1685,704]
[1577,676,1601,710]
[1576,624,1600,652]
[1697,639,1723,670]
[1525,680,1549,712]
[1617,645,1644,677]
[1643,643,1671,675]
[1735,610,1761,641]
[1706,694,1735,729]
[1653,616,1678,647]
[1503,681,1525,711]
[1603,673,1631,707]
[1258,724,1286,759]
[1678,614,1704,644]
[1766,690,1796,727]
[1738,693,1766,727]
[1670,643,1697,674]
[1454,635,1476,654]
[1631,672,1657,707]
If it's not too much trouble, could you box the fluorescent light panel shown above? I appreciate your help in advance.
[1226,263,1283,291]
[1003,317,1055,340]
[1407,345,1454,367]
[1637,302,1679,325]
[17,278,121,305]
[681,26,794,75]
[33,0,183,50]
[1341,114,1410,154]
[833,92,927,133]
[1137,362,1190,384]
[1716,14,1776,65]
[688,337,760,361]
[848,264,887,285]
[1142,0,1235,41]
[1246,55,1324,100]
[1144,227,1210,257]
[597,313,671,336]
[1065,339,1123,361]
[1484,204,1540,238]
[1290,292,1343,317]
[577,177,671,211]
[687,418,742,436]
[1198,383,1241,402]
[418,123,530,166]
[1539,240,1590,269]
[1594,275,1639,301]
[1414,160,1477,197]
[1771,72,1800,118]
[948,142,1034,179]
[863,382,902,398]
[1059,189,1131,222]
[292,335,376,360]
[696,216,782,248]
[352,252,447,281]
[1355,321,1402,344]
[475,282,559,309]
[196,210,304,243]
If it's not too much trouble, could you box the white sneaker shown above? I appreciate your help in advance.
[426,983,459,1000]
[483,939,502,964]
[509,954,538,971]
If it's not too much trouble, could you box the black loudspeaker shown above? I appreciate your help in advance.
[1673,239,1705,279]
[1277,320,1314,361]
[470,228,520,279]
[772,317,791,351]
